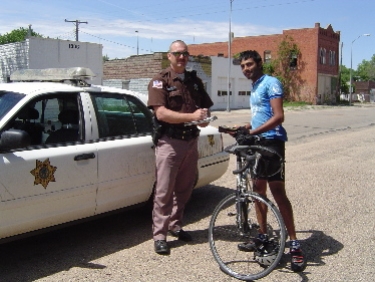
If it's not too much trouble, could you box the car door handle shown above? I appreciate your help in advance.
[74,153,96,161]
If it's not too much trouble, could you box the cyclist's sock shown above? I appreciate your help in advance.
[257,233,268,242]
[289,240,301,250]
[289,240,306,272]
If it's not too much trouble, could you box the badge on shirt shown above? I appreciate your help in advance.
[152,80,163,89]
[194,84,199,91]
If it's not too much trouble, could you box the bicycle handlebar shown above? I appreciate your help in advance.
[221,124,283,177]
[225,144,261,175]
[224,142,283,177]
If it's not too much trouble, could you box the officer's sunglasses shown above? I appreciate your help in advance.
[170,51,190,57]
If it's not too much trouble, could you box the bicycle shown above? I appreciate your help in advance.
[208,126,287,281]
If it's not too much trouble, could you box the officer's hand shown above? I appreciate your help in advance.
[192,108,208,121]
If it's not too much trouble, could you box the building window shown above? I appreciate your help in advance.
[217,90,232,96]
[290,53,297,69]
[264,50,272,63]
[329,51,332,65]
[320,48,326,64]
[238,91,250,96]
[329,50,336,66]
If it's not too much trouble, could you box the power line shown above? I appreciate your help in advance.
[57,30,76,41]
[87,0,316,29]
[80,30,152,53]
[64,19,88,41]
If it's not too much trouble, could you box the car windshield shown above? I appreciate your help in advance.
[0,91,25,120]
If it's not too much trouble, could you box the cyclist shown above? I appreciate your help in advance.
[235,50,306,272]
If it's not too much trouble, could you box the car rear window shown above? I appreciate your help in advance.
[90,92,152,138]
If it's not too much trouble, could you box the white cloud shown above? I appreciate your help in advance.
[0,16,283,60]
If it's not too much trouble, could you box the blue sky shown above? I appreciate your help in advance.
[1,0,374,69]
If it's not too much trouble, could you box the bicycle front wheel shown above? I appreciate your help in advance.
[208,192,286,281]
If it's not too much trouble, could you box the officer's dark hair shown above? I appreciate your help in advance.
[238,50,263,65]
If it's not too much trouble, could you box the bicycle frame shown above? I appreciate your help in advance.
[209,133,287,280]
[235,152,261,237]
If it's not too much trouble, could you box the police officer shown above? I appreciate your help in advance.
[147,40,213,255]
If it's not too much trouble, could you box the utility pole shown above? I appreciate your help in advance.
[338,42,343,96]
[227,0,234,112]
[65,19,88,41]
[135,31,139,55]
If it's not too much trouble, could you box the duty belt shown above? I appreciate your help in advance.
[164,125,200,141]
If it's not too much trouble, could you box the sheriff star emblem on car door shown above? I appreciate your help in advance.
[30,159,57,189]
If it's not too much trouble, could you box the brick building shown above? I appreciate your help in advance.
[103,53,214,104]
[354,81,375,94]
[188,22,340,104]
[103,23,340,108]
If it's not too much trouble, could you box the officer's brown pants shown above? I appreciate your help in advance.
[152,135,198,241]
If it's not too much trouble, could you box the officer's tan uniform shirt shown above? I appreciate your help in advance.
[147,67,213,118]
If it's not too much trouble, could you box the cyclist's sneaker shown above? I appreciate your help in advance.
[238,234,268,252]
[290,240,306,272]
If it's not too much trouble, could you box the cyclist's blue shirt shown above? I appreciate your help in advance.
[250,74,288,141]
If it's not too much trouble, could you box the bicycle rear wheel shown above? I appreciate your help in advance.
[208,192,286,281]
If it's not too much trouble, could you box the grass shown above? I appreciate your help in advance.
[284,101,311,108]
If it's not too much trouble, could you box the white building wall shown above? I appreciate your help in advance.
[28,37,103,85]
[210,57,251,110]
[0,37,103,84]
[103,78,151,95]
[101,56,251,110]
[130,78,152,94]
[102,79,125,89]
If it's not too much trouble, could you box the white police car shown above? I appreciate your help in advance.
[0,67,229,241]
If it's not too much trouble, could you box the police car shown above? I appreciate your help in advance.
[0,67,229,241]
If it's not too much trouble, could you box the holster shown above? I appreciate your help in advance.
[151,115,164,145]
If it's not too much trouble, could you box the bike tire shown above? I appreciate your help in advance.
[208,192,286,281]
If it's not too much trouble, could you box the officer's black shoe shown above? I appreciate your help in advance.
[154,240,170,255]
[169,229,192,242]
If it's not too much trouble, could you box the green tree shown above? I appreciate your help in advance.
[103,54,110,62]
[0,27,44,45]
[356,54,375,81]
[266,35,301,101]
[339,65,350,93]
[262,62,275,76]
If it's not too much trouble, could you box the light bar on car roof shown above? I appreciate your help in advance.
[10,67,95,82]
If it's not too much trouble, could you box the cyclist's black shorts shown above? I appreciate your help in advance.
[255,139,285,182]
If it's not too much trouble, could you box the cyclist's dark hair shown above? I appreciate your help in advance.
[238,50,263,65]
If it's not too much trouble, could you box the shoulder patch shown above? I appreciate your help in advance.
[152,80,163,89]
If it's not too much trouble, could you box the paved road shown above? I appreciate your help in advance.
[0,104,374,282]
[211,104,375,147]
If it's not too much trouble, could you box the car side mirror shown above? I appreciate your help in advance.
[0,129,31,151]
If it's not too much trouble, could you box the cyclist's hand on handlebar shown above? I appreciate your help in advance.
[218,125,249,136]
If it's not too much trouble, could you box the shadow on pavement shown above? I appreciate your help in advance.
[276,229,344,281]
[0,184,234,282]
